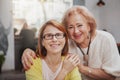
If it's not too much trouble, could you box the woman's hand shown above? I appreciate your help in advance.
[55,54,80,80]
[62,53,80,74]
[21,48,36,70]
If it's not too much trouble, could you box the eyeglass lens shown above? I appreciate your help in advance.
[43,33,64,40]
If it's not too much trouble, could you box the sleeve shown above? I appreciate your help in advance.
[25,58,43,80]
[101,33,120,77]
[65,67,82,80]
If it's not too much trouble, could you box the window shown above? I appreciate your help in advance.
[12,0,73,37]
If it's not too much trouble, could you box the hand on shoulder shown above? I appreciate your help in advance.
[21,48,36,70]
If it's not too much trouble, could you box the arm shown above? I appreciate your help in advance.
[21,48,36,70]
[55,54,80,80]
[78,64,115,80]
[77,32,119,80]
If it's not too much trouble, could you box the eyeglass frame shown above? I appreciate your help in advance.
[42,33,65,40]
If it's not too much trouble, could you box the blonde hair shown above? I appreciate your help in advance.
[62,6,97,37]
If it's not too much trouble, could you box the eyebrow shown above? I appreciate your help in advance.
[43,32,64,35]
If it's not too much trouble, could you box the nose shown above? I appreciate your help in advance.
[74,27,79,33]
[52,35,57,41]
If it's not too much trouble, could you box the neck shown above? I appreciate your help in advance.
[45,53,62,72]
[45,53,62,65]
[79,37,90,48]
[78,32,96,48]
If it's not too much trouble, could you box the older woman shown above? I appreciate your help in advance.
[22,6,120,80]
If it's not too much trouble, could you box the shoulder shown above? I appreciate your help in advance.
[25,57,43,80]
[97,30,113,38]
[25,57,42,74]
[96,30,115,41]
[32,57,42,67]
[26,57,42,72]
[65,67,81,80]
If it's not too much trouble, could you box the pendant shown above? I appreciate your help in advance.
[83,55,88,66]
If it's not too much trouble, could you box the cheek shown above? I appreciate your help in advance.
[61,39,66,47]
[42,41,44,46]
[42,41,49,48]
[68,30,73,38]
[64,39,66,45]
[86,25,90,32]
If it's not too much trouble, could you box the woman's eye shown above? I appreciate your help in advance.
[47,34,52,37]
[77,24,82,27]
[68,26,73,29]
[56,33,61,36]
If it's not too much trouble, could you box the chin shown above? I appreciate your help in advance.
[74,39,82,44]
[52,50,62,54]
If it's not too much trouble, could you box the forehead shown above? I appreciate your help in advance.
[43,25,63,34]
[67,14,87,25]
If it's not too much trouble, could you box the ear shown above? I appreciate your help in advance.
[87,32,91,39]
[87,25,91,39]
[87,25,90,32]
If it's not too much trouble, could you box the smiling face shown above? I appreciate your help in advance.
[42,25,66,54]
[37,20,68,57]
[62,6,97,47]
[67,14,90,45]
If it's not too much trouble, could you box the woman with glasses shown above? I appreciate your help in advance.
[22,6,120,80]
[25,19,81,80]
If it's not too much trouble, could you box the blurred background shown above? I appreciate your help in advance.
[0,0,120,80]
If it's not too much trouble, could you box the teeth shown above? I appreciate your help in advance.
[50,44,59,48]
[74,34,82,38]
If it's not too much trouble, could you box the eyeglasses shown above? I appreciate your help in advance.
[43,33,65,40]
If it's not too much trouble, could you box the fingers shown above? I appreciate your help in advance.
[22,56,31,71]
[30,50,37,59]
[21,48,36,71]
[62,54,80,73]
[71,56,80,66]
[66,54,80,66]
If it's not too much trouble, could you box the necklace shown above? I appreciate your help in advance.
[78,36,91,66]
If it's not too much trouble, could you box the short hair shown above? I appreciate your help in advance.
[36,20,69,58]
[62,6,97,37]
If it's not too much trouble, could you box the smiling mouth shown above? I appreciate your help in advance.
[50,44,60,48]
[74,34,82,39]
